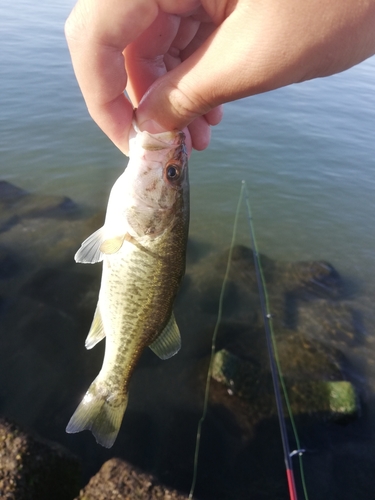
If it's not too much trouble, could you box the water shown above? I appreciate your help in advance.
[1,1,375,498]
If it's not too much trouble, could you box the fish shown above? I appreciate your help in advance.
[66,124,189,448]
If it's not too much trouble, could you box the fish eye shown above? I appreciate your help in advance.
[166,164,180,180]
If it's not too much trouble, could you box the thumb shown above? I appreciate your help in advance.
[135,3,269,132]
[135,43,231,133]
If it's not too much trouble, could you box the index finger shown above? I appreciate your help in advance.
[65,0,159,153]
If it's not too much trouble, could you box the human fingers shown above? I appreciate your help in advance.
[135,0,268,134]
[124,11,182,106]
[169,19,224,150]
[65,0,207,153]
[127,12,221,150]
[65,0,161,154]
[126,11,216,151]
[183,106,222,151]
[137,0,375,133]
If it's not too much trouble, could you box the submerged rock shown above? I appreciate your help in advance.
[20,265,99,316]
[211,349,260,401]
[185,245,261,326]
[0,417,81,500]
[287,380,359,422]
[186,243,362,349]
[179,243,363,442]
[0,181,104,269]
[196,244,343,298]
[0,180,79,234]
[275,259,343,298]
[76,458,189,500]
[0,177,368,498]
[212,349,359,423]
[296,300,366,348]
[0,181,28,204]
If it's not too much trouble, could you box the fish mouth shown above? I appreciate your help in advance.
[141,130,186,152]
[131,118,186,152]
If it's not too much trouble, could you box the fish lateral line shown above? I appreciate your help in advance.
[122,232,162,259]
[122,230,184,264]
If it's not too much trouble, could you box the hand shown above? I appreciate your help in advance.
[65,0,375,155]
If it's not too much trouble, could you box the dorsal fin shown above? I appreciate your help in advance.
[149,313,181,359]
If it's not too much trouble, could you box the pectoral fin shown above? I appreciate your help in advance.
[149,313,181,360]
[100,234,126,254]
[85,306,105,350]
[75,228,130,263]
[75,227,105,263]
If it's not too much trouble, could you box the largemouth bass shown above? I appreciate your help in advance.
[66,126,189,448]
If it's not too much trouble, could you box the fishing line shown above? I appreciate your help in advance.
[189,181,309,500]
[188,183,245,500]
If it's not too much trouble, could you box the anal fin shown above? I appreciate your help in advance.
[149,313,181,360]
[85,306,105,349]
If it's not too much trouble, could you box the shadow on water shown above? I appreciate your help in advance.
[1,180,375,499]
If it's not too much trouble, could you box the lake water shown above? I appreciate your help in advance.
[1,1,375,499]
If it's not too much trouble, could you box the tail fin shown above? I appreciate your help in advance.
[66,380,128,448]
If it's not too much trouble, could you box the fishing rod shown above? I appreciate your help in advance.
[242,181,298,500]
[189,181,307,500]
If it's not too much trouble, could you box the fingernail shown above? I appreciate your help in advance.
[137,119,166,134]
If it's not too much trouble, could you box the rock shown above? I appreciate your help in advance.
[211,349,359,423]
[0,181,28,204]
[287,380,359,422]
[275,330,345,380]
[0,183,104,267]
[185,245,261,324]
[76,458,189,500]
[275,259,343,298]
[0,417,81,500]
[202,245,360,349]
[202,244,343,299]
[211,349,260,401]
[184,244,345,337]
[296,300,365,348]
[173,243,362,441]
[20,265,99,316]
[0,180,79,234]
[14,194,79,219]
[0,194,367,499]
